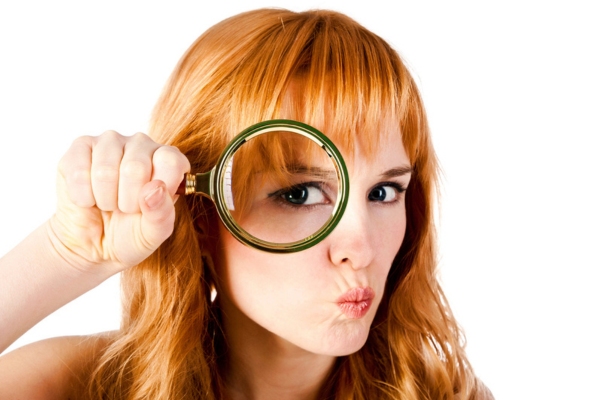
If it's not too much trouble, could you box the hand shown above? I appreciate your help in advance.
[49,131,190,275]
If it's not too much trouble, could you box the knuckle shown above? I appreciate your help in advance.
[155,146,190,171]
[120,159,149,181]
[67,168,91,186]
[58,159,90,186]
[59,136,93,172]
[72,135,93,146]
[153,146,182,168]
[92,165,119,183]
[99,130,123,142]
[131,131,151,142]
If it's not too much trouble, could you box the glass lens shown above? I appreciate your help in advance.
[219,130,340,245]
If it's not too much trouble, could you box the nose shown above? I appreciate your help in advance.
[327,199,375,270]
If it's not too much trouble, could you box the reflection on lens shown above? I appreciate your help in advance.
[219,130,340,245]
[224,157,234,210]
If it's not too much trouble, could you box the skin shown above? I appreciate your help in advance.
[0,124,411,400]
[0,334,114,399]
[0,131,189,398]
[216,129,412,399]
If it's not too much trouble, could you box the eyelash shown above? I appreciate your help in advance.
[266,180,408,209]
[267,181,331,211]
[369,181,408,204]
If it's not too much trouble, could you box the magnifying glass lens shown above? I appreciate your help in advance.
[222,130,339,245]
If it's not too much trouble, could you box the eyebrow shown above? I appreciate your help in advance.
[380,165,413,179]
[286,164,338,180]
[267,164,413,180]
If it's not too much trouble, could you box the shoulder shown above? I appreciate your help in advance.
[0,332,116,400]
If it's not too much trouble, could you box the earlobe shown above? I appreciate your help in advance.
[201,253,219,303]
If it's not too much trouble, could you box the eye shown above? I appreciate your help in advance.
[270,182,330,207]
[283,185,325,205]
[368,183,405,203]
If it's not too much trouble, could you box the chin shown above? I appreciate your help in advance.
[320,339,369,357]
[314,323,372,357]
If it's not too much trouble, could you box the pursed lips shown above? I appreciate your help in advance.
[336,287,375,319]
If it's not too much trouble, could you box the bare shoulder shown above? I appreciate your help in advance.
[0,332,117,400]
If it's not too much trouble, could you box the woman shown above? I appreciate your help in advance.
[0,8,493,399]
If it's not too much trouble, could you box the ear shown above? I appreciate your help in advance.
[201,253,218,302]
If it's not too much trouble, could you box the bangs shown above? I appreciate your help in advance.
[280,73,402,162]
[224,9,411,163]
[155,8,428,174]
[288,16,404,161]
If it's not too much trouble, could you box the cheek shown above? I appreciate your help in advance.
[374,205,407,260]
[216,224,373,355]
[213,205,406,356]
[215,223,329,320]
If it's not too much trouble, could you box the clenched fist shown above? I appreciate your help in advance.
[50,130,190,275]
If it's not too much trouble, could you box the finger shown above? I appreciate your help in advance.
[90,131,125,211]
[137,180,176,252]
[151,145,191,196]
[118,132,160,214]
[57,136,94,208]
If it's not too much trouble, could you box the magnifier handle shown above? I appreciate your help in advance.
[176,172,211,196]
[176,173,194,195]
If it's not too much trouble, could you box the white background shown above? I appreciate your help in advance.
[1,1,599,398]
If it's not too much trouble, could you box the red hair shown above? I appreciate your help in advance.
[88,8,490,399]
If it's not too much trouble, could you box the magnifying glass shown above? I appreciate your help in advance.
[177,119,349,253]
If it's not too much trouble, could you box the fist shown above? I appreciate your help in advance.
[51,131,190,274]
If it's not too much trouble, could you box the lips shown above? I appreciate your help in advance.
[337,287,375,319]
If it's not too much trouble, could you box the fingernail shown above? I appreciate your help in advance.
[145,186,165,209]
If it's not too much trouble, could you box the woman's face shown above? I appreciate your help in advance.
[215,127,411,356]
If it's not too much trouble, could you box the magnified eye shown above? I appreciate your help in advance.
[267,182,331,208]
[281,184,326,205]
[368,184,404,202]
[283,186,308,204]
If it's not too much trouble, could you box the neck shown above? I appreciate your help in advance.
[217,298,337,400]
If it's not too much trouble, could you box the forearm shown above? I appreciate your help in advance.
[0,221,112,353]
[0,131,184,354]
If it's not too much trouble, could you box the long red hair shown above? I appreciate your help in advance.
[88,8,490,399]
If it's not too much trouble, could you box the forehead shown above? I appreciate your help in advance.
[278,78,408,167]
[339,127,409,175]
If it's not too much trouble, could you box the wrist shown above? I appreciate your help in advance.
[44,217,118,282]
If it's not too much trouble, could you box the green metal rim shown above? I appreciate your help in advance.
[211,119,349,253]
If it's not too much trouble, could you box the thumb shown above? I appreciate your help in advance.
[138,180,176,251]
